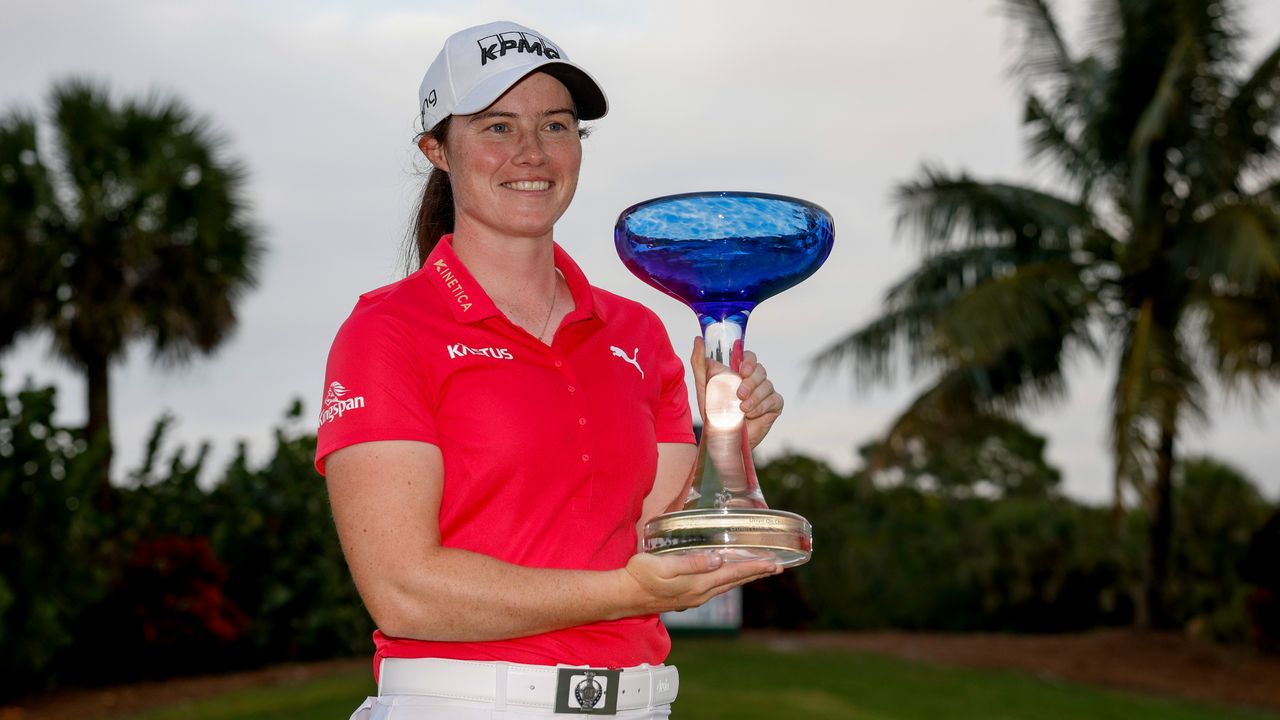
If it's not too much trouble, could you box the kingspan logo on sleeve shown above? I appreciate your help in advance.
[476,30,561,66]
[319,381,366,426]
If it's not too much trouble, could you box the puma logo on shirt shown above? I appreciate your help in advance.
[610,346,644,379]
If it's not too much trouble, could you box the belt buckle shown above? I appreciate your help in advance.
[554,667,621,715]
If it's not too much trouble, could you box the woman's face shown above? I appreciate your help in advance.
[422,72,582,243]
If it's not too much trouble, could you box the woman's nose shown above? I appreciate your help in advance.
[514,132,548,164]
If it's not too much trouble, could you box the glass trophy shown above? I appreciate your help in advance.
[615,191,834,568]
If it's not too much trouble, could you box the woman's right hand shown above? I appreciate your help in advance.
[618,551,779,615]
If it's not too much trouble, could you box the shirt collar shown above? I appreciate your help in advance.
[421,234,500,323]
[422,234,606,325]
[552,241,606,324]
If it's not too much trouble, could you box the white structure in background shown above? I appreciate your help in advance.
[661,587,741,632]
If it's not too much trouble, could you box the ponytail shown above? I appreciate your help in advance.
[407,117,453,271]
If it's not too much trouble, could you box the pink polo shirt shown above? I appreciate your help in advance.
[316,235,695,670]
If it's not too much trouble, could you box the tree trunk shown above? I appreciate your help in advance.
[1115,472,1151,629]
[84,352,114,498]
[1147,424,1176,629]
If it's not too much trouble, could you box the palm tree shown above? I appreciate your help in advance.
[809,0,1280,627]
[0,78,263,486]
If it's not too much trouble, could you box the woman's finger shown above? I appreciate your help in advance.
[743,379,778,415]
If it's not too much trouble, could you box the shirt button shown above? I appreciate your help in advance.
[579,417,587,426]
[567,385,576,393]
[581,454,590,462]
[554,360,563,368]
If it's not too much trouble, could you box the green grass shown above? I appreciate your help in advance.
[669,638,1278,720]
[123,637,1279,720]
[125,670,374,720]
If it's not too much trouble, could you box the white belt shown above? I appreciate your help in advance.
[378,657,679,713]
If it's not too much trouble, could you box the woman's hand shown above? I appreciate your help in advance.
[618,551,779,614]
[690,336,784,449]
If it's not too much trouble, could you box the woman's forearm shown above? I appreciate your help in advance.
[327,441,778,643]
[371,547,634,641]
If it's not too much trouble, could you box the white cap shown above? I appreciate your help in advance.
[418,21,608,131]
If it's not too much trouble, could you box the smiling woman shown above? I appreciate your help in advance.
[421,73,584,276]
[313,19,790,720]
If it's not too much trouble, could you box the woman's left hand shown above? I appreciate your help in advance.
[691,336,784,450]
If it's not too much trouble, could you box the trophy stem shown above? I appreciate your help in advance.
[639,306,812,569]
[698,308,750,369]
[690,310,766,511]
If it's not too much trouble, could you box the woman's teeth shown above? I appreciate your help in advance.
[504,180,550,191]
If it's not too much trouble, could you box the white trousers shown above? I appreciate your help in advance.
[348,658,677,719]
[347,694,672,719]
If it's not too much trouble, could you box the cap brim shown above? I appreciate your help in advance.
[453,60,608,121]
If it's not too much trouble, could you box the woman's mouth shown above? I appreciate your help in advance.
[502,180,551,191]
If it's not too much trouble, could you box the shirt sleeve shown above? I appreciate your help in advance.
[647,310,696,445]
[314,304,437,475]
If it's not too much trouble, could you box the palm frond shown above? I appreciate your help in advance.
[1205,38,1280,181]
[1197,290,1280,389]
[0,109,66,348]
[894,167,1099,252]
[1090,0,1237,171]
[808,244,1053,387]
[883,241,1079,304]
[1002,0,1079,88]
[115,91,262,362]
[807,244,1097,407]
[1175,0,1244,73]
[48,78,119,226]
[1176,200,1280,294]
[804,292,942,389]
[1023,92,1097,190]
[1083,0,1123,68]
[933,259,1098,366]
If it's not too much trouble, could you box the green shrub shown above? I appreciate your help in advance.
[0,379,109,698]
[751,440,1275,638]
[59,400,370,686]
[1243,511,1280,653]
[73,535,250,682]
[206,401,372,663]
[1170,457,1273,643]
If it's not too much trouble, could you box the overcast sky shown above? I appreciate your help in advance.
[2,0,1278,504]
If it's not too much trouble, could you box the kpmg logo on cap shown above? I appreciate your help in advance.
[477,31,561,66]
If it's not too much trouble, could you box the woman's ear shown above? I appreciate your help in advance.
[419,134,449,172]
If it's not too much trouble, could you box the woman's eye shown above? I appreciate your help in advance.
[487,123,509,134]
[546,121,568,132]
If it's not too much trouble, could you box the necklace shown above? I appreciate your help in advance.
[536,277,558,344]
[496,270,562,344]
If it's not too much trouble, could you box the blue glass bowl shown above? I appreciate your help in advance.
[615,191,834,323]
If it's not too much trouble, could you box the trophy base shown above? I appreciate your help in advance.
[642,508,812,568]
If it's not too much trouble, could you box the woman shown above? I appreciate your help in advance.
[318,21,785,719]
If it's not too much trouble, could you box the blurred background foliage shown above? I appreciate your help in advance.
[0,378,371,699]
[751,447,1277,643]
[1,375,1275,702]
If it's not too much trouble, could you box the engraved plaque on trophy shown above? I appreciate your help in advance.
[616,191,834,568]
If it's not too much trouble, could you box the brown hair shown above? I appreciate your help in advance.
[407,117,453,271]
